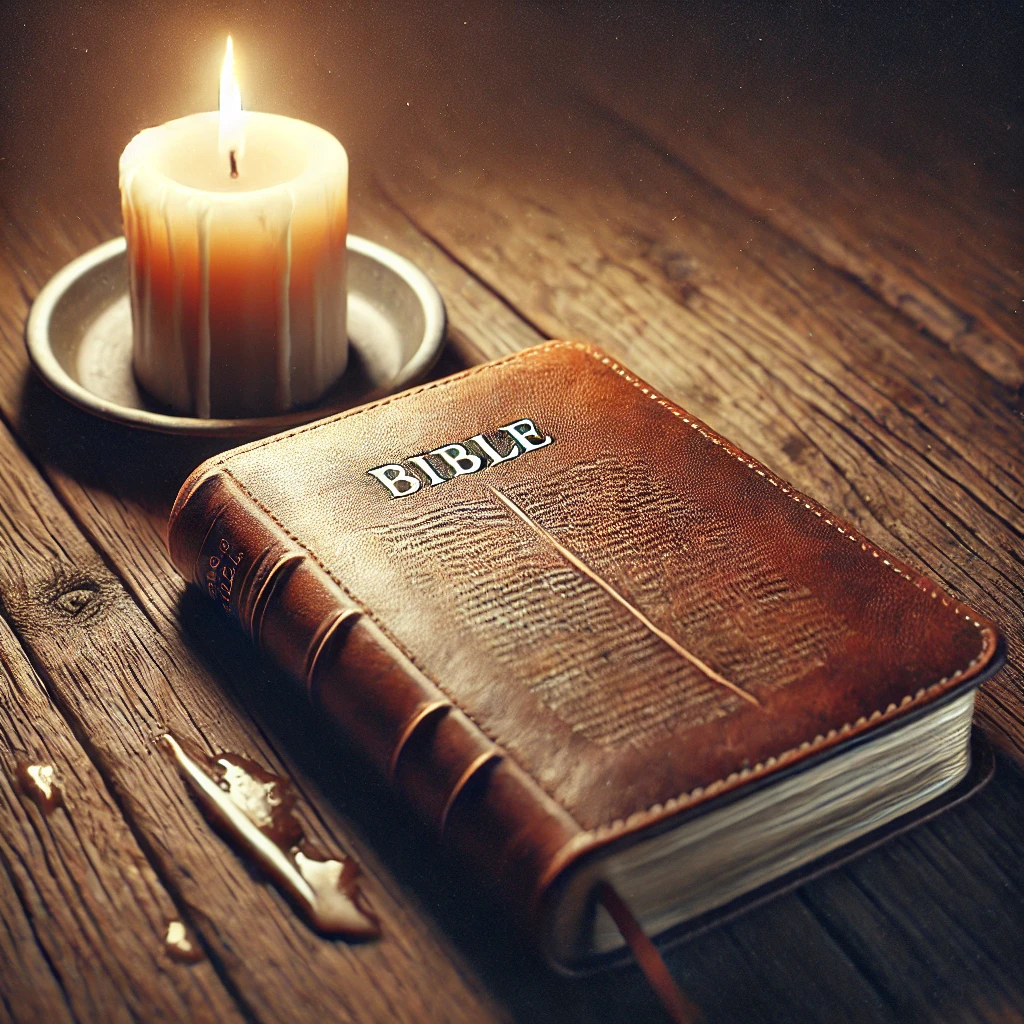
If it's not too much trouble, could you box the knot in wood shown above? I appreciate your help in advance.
[48,575,106,622]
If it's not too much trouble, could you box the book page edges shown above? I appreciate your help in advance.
[542,715,995,974]
[167,432,1004,959]
[532,631,1002,880]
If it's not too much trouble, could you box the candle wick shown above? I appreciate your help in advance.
[229,150,238,179]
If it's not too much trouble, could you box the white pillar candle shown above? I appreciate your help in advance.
[119,39,348,418]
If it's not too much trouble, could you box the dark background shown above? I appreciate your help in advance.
[2,2,1020,224]
[1,3,1022,1024]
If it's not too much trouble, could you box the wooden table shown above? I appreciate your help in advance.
[1,4,1021,1022]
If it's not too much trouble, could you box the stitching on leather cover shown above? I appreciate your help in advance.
[550,636,994,858]
[218,340,997,838]
[580,343,990,630]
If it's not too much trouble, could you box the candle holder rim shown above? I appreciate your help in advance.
[26,234,447,437]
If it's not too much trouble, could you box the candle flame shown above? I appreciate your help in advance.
[219,35,244,175]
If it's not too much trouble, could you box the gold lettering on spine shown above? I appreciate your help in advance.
[205,536,245,617]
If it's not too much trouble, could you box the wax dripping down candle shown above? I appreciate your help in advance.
[119,38,349,418]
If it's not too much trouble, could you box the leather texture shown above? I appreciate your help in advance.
[169,340,1003,939]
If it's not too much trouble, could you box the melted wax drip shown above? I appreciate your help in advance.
[160,734,380,939]
[165,920,204,964]
[15,762,64,814]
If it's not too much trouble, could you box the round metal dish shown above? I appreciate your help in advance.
[26,235,446,436]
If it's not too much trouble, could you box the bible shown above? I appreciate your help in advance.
[168,340,1003,972]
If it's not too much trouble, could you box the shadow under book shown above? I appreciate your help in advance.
[167,340,1004,972]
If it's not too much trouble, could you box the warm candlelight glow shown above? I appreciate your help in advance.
[219,35,244,176]
[120,33,349,417]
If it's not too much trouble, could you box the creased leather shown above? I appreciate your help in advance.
[168,340,1003,940]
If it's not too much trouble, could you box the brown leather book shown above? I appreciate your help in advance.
[168,340,1004,971]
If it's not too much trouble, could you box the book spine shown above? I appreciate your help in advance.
[168,467,581,927]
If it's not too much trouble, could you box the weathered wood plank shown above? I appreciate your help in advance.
[577,52,1021,392]
[377,79,1024,765]
[0,187,949,1024]
[0,613,243,1024]
[454,5,1023,391]
[0,392,504,1023]
[0,3,1021,1021]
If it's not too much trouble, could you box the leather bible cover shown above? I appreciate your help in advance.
[168,340,1004,963]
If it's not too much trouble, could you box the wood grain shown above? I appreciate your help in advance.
[541,5,1024,391]
[0,1,1021,1021]
[0,386,504,1023]
[0,613,242,1024]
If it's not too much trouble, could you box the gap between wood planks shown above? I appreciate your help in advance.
[0,610,246,1024]
[1,158,1021,1024]
[569,90,1022,396]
